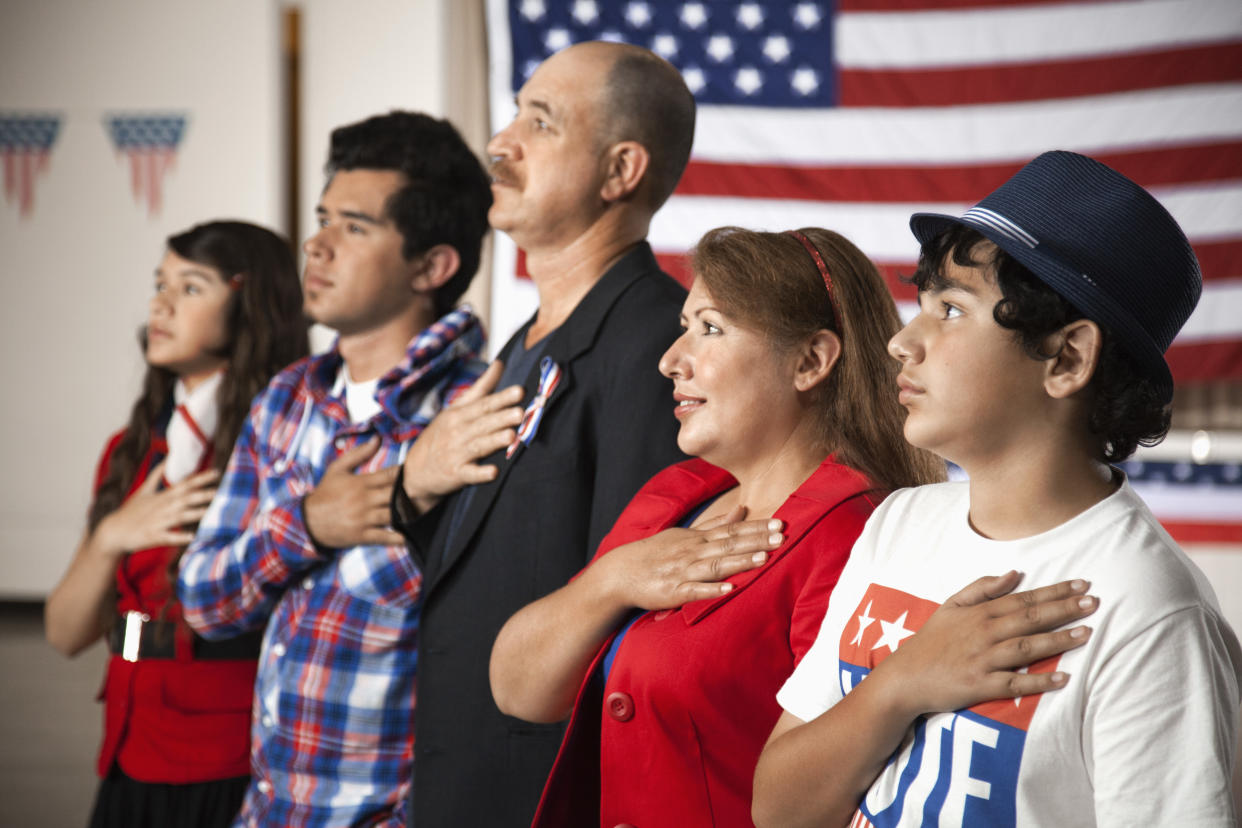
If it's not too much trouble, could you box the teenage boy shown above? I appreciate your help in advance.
[753,151,1242,827]
[178,112,494,828]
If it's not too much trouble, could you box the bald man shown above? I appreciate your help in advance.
[391,42,696,825]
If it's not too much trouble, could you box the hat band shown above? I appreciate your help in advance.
[961,206,1038,249]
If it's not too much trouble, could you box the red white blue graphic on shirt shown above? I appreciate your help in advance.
[839,584,1059,827]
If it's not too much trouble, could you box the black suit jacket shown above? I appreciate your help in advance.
[394,242,688,827]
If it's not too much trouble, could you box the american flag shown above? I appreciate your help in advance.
[485,0,1242,384]
[485,0,1242,548]
[0,114,60,218]
[104,114,188,217]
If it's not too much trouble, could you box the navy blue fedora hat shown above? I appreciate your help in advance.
[910,150,1201,403]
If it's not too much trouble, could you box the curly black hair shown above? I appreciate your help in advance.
[912,224,1170,462]
[326,111,492,315]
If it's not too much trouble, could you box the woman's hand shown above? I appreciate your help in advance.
[93,462,220,557]
[872,571,1097,719]
[585,505,783,612]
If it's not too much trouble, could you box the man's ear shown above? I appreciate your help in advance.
[599,140,650,203]
[408,244,461,293]
[793,329,843,393]
[1044,319,1102,399]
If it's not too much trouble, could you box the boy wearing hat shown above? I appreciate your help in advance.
[753,151,1241,827]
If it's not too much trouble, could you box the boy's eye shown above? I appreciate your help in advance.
[940,302,962,320]
[346,222,365,235]
[184,283,201,296]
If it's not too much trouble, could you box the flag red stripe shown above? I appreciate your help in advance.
[1168,340,1242,383]
[1193,239,1242,283]
[1160,521,1242,545]
[676,141,1242,205]
[654,252,693,288]
[18,151,34,217]
[839,43,1242,108]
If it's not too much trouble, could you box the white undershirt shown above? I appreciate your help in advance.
[334,364,381,424]
[164,370,222,484]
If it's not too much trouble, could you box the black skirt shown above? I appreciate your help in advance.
[88,764,248,828]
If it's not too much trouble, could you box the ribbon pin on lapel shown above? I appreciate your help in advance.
[506,356,562,459]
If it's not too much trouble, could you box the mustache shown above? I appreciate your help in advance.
[488,159,522,187]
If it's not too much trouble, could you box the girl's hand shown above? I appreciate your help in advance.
[94,462,220,556]
[872,571,1098,719]
[588,505,784,611]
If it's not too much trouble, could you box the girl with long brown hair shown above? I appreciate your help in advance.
[46,220,306,828]
[490,226,944,826]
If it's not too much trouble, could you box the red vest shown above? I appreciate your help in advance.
[532,457,881,827]
[93,428,256,783]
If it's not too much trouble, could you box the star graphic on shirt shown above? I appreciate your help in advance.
[851,600,876,645]
[872,610,915,654]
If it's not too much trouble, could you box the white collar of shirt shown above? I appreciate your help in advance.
[333,363,382,424]
[165,370,222,484]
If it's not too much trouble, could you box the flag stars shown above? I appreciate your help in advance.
[791,66,820,96]
[598,30,625,43]
[734,66,763,96]
[652,33,679,60]
[736,3,765,30]
[763,34,791,63]
[706,33,734,62]
[571,0,600,26]
[681,2,709,30]
[544,27,572,52]
[793,2,824,30]
[872,610,915,654]
[682,65,707,94]
[625,1,653,28]
[518,0,546,22]
[522,58,542,79]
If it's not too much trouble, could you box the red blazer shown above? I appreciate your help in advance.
[93,427,257,783]
[532,457,882,828]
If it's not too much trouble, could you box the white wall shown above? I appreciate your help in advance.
[0,0,285,597]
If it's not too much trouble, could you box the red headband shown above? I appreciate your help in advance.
[785,230,842,332]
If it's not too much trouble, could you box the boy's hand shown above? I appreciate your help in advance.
[401,360,525,513]
[872,572,1097,719]
[304,438,404,550]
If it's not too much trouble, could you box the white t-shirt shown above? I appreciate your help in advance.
[778,479,1241,827]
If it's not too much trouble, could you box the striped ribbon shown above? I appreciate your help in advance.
[506,357,562,459]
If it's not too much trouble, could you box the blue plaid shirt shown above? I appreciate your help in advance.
[179,308,485,828]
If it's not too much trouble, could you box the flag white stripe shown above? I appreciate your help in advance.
[837,0,1242,69]
[691,84,1242,164]
[1178,280,1242,343]
[651,183,1242,262]
[1129,484,1242,522]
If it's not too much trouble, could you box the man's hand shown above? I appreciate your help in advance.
[872,572,1098,719]
[304,437,405,550]
[401,360,525,513]
[94,462,220,556]
[587,506,784,611]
